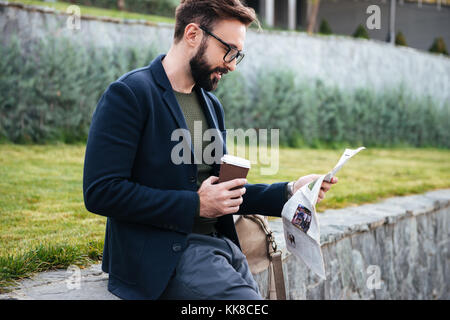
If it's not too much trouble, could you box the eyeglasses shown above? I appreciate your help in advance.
[199,25,245,65]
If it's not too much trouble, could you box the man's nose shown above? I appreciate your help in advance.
[224,59,237,72]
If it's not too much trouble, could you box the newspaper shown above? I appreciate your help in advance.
[281,147,366,279]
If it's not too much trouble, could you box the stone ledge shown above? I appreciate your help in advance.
[268,189,450,299]
[1,189,449,300]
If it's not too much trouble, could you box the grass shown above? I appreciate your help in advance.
[0,143,106,290]
[8,0,176,24]
[1,143,449,290]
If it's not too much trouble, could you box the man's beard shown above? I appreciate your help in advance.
[189,41,228,92]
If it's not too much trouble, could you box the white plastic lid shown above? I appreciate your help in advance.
[221,154,251,168]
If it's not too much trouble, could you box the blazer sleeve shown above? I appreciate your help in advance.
[236,182,288,218]
[83,81,198,234]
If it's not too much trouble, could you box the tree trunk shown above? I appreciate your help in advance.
[306,0,320,35]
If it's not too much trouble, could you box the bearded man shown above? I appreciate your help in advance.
[83,0,337,300]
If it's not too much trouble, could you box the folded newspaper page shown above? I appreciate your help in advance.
[281,147,366,279]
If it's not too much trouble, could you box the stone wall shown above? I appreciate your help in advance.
[254,189,450,299]
[1,1,449,105]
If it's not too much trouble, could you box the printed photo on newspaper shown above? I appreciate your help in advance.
[281,147,366,279]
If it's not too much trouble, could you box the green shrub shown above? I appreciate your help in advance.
[429,37,449,56]
[395,31,407,46]
[216,69,450,149]
[319,19,332,35]
[352,24,369,39]
[0,35,158,143]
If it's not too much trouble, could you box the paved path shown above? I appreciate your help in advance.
[0,263,119,300]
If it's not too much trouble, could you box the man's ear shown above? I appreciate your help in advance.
[184,23,203,48]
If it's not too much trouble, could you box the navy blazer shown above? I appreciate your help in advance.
[83,54,288,300]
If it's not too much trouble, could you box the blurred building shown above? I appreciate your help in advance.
[246,0,450,51]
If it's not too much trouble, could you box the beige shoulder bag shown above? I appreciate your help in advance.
[234,215,286,300]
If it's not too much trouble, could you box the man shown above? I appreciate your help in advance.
[83,0,337,300]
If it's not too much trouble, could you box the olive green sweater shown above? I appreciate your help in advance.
[173,90,217,235]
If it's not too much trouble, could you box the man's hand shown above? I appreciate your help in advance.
[293,174,338,203]
[197,176,247,218]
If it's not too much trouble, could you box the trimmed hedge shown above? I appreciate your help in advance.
[1,35,449,148]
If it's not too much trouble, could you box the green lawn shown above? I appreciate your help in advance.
[8,0,176,24]
[0,143,449,290]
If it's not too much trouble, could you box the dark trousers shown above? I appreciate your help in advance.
[159,233,263,300]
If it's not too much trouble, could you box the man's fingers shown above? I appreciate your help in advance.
[224,206,240,215]
[229,186,246,198]
[321,182,331,192]
[226,197,243,207]
[207,175,219,184]
[221,178,247,190]
[321,177,338,191]
[317,190,325,203]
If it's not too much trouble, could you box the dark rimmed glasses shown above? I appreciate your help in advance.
[199,25,245,65]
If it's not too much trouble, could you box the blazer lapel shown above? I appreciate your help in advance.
[150,54,199,166]
[162,90,189,131]
[150,55,189,131]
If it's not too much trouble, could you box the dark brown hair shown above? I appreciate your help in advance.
[174,0,260,43]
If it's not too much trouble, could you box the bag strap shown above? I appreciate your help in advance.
[270,251,286,300]
[242,216,286,300]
